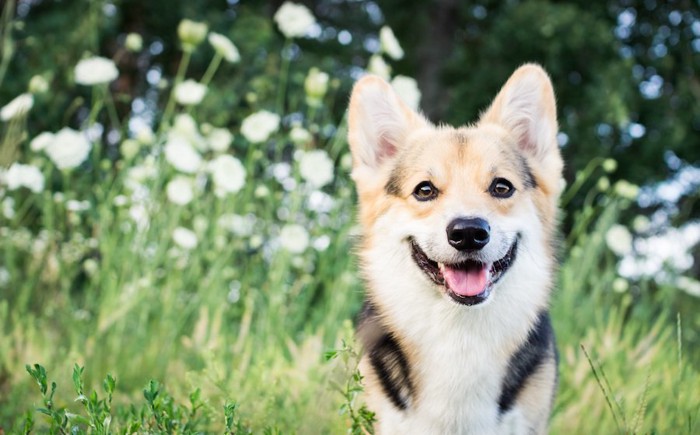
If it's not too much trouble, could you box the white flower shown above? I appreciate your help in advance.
[299,150,334,188]
[44,127,92,170]
[125,33,143,52]
[30,132,55,152]
[164,137,202,173]
[209,154,246,196]
[1,93,34,121]
[379,26,404,60]
[279,224,309,253]
[304,68,329,102]
[240,110,280,143]
[173,227,198,250]
[274,2,316,38]
[290,126,312,145]
[208,33,240,63]
[174,80,207,106]
[74,57,119,86]
[367,55,391,80]
[29,75,49,94]
[391,75,421,110]
[605,224,633,256]
[676,276,700,297]
[207,128,233,152]
[166,176,194,205]
[178,19,208,50]
[217,213,256,236]
[5,163,44,193]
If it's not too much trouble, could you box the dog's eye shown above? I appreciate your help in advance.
[413,181,438,201]
[489,178,515,198]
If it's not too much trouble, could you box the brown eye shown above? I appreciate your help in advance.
[489,178,515,198]
[413,181,438,201]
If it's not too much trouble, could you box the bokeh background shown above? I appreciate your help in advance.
[0,0,698,432]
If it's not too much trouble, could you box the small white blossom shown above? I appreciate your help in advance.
[676,276,700,297]
[240,110,280,143]
[173,227,198,250]
[605,224,633,256]
[290,126,312,145]
[164,137,202,173]
[313,235,331,252]
[207,128,233,152]
[166,176,195,205]
[1,93,34,121]
[5,163,45,193]
[379,26,404,60]
[29,75,49,94]
[391,75,421,110]
[304,68,329,104]
[299,149,334,188]
[217,213,256,236]
[279,224,309,253]
[74,57,119,86]
[367,55,391,80]
[208,33,240,63]
[209,154,246,196]
[44,127,92,170]
[174,80,207,106]
[30,132,55,152]
[125,33,143,52]
[274,2,316,38]
[178,19,208,50]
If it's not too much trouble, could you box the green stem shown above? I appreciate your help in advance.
[159,50,192,134]
[200,53,223,87]
[0,0,16,89]
[103,85,121,131]
[275,39,292,115]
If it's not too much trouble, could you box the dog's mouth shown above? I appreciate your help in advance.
[409,237,519,306]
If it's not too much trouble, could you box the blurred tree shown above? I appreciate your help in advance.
[1,0,698,226]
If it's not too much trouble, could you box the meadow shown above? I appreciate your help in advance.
[1,2,698,433]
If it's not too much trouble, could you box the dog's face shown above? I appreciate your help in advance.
[348,65,563,307]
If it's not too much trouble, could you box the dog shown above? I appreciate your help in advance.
[347,64,563,434]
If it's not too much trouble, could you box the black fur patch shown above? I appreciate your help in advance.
[358,301,414,410]
[498,311,555,414]
[518,155,538,189]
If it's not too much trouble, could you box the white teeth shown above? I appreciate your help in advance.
[438,262,445,271]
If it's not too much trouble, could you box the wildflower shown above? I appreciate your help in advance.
[173,227,198,250]
[178,19,208,51]
[240,110,280,143]
[391,75,421,110]
[164,137,202,173]
[632,215,650,233]
[120,139,140,160]
[602,158,617,173]
[209,154,246,196]
[208,33,240,63]
[613,180,639,200]
[44,127,92,170]
[254,185,270,198]
[612,277,629,293]
[207,127,233,152]
[605,224,633,256]
[313,235,331,252]
[166,176,194,205]
[174,80,207,106]
[279,224,309,253]
[304,68,329,106]
[125,33,143,52]
[217,213,255,236]
[597,176,610,192]
[135,124,155,144]
[74,57,119,86]
[299,150,334,188]
[274,2,316,38]
[1,93,34,121]
[5,163,45,193]
[367,55,391,80]
[379,26,404,60]
[29,75,49,94]
[29,132,54,152]
[676,276,700,297]
[290,126,312,145]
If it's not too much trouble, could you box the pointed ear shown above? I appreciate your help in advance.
[479,64,559,164]
[347,75,428,181]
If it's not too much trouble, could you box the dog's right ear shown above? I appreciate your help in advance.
[347,75,428,183]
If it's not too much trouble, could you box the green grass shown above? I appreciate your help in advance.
[1,8,699,434]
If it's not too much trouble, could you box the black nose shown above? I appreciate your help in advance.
[446,217,491,251]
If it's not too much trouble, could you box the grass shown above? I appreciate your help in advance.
[1,6,699,434]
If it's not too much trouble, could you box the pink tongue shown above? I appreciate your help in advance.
[443,264,489,297]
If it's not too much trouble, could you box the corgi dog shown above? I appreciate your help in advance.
[347,64,563,434]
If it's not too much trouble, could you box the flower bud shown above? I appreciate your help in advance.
[178,19,208,52]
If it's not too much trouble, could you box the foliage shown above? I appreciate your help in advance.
[0,0,698,433]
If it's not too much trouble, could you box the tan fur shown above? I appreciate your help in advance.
[349,64,563,434]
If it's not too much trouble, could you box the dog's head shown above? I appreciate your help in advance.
[348,64,563,307]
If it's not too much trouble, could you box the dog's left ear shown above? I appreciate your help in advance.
[479,64,562,186]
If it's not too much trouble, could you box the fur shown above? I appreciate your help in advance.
[347,64,563,434]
